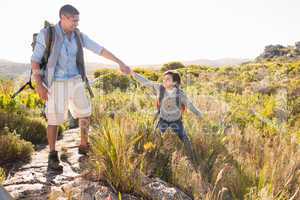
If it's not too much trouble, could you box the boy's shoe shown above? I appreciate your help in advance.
[48,151,63,171]
[78,143,90,155]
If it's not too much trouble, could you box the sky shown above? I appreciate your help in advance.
[0,0,299,65]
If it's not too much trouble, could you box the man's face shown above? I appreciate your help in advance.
[61,14,79,32]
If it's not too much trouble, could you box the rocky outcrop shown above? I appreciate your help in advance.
[138,176,192,200]
[256,42,300,61]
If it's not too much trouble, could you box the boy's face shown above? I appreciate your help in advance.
[163,74,176,89]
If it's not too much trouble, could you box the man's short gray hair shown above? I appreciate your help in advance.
[59,4,79,18]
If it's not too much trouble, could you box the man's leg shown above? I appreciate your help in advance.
[78,116,90,155]
[45,80,66,171]
[69,77,92,155]
[79,116,90,147]
[47,125,58,152]
[47,124,63,171]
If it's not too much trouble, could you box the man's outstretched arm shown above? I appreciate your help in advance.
[99,48,130,74]
[81,33,130,74]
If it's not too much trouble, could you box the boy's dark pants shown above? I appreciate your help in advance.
[156,118,196,162]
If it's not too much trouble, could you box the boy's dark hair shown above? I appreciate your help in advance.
[163,70,181,86]
[59,4,80,18]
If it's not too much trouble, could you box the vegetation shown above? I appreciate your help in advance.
[160,61,186,72]
[0,167,5,184]
[0,128,34,166]
[0,78,65,170]
[89,61,300,199]
[1,59,300,199]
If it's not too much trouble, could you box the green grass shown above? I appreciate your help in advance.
[88,61,300,199]
[1,60,299,199]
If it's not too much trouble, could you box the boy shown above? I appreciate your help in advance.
[130,69,203,161]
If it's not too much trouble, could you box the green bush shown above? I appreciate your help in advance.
[0,129,34,166]
[0,110,66,145]
[0,111,47,144]
[0,80,44,113]
[133,68,160,81]
[93,70,131,93]
[160,61,185,72]
[94,69,116,78]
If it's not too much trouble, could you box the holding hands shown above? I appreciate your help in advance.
[119,63,131,75]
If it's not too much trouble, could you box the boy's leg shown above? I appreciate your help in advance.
[154,119,170,148]
[170,120,196,163]
[157,119,169,133]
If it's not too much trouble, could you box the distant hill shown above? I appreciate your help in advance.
[181,58,251,67]
[0,58,250,79]
[0,60,117,79]
[0,59,30,79]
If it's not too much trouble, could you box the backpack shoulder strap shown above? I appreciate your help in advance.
[158,84,165,105]
[153,84,165,121]
[175,87,181,107]
[156,84,165,112]
[43,26,55,64]
[74,28,84,46]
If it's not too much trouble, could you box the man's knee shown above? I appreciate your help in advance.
[47,125,58,132]
[79,117,90,129]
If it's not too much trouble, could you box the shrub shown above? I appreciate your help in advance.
[0,110,65,145]
[0,129,34,166]
[0,111,47,144]
[90,117,143,193]
[93,70,131,93]
[94,69,116,78]
[0,80,44,113]
[133,68,160,81]
[160,61,185,72]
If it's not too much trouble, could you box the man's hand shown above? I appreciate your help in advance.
[99,48,132,75]
[35,84,49,101]
[119,64,131,75]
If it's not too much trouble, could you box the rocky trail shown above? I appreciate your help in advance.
[2,129,193,200]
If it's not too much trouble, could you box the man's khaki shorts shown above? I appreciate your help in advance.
[45,76,92,125]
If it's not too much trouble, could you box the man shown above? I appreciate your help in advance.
[31,4,131,171]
